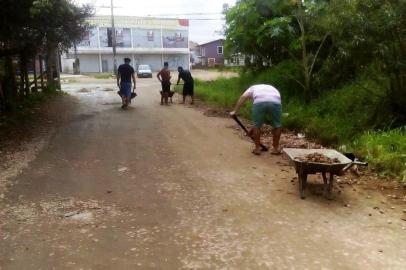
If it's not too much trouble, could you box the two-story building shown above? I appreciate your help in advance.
[62,15,190,73]
[199,39,224,67]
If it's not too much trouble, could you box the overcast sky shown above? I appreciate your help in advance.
[74,0,236,44]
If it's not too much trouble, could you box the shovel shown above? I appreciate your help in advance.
[232,115,269,151]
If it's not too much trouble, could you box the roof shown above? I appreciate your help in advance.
[87,15,189,29]
[198,39,225,47]
[189,41,199,49]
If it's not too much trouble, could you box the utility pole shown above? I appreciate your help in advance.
[97,3,121,74]
[110,0,117,75]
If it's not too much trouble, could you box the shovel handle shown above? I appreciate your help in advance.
[232,115,268,151]
[232,115,249,133]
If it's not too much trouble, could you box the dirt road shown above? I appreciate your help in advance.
[1,75,405,269]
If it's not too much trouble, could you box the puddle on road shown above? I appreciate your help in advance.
[70,113,96,122]
[77,88,91,93]
[101,102,122,106]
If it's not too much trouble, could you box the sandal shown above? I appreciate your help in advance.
[252,149,262,155]
[271,149,282,155]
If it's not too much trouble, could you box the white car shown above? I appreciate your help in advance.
[137,64,153,78]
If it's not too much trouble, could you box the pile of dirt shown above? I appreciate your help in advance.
[279,132,322,149]
[228,118,323,150]
[203,108,230,118]
[295,153,340,164]
[78,88,91,93]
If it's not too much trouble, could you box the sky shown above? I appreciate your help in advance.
[74,0,237,44]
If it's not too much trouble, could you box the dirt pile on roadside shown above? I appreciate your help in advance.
[295,153,340,164]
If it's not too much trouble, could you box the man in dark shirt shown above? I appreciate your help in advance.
[117,58,136,109]
[177,66,194,104]
[157,62,171,105]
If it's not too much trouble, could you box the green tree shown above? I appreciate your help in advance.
[224,0,270,69]
[0,0,92,112]
[225,0,331,101]
[0,0,39,97]
[30,0,92,88]
[327,0,406,124]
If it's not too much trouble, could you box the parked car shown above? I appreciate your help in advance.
[137,64,152,78]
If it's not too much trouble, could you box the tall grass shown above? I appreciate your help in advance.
[351,128,406,181]
[283,77,389,145]
[83,73,114,79]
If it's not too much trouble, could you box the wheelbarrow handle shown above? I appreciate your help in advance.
[231,115,268,152]
[353,159,368,167]
[344,153,368,167]
[341,159,368,174]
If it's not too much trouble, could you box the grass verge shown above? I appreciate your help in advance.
[351,128,406,181]
[83,73,115,79]
[185,68,405,182]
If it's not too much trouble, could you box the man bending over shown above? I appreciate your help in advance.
[230,84,282,155]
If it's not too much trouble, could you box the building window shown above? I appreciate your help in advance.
[201,47,206,57]
[100,27,131,48]
[217,46,223,55]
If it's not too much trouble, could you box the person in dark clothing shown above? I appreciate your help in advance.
[157,62,171,105]
[117,58,136,109]
[177,66,194,104]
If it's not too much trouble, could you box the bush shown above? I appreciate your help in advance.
[283,76,388,144]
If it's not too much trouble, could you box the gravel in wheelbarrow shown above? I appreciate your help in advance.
[294,153,340,164]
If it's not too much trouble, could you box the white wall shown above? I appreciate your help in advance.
[133,54,188,71]
[164,55,189,71]
[78,55,100,73]
[61,58,75,74]
[133,55,162,71]
[76,53,189,73]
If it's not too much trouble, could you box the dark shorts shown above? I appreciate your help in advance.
[161,80,171,92]
[252,102,282,128]
[120,82,132,97]
[183,82,194,96]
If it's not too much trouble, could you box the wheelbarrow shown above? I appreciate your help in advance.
[283,148,367,199]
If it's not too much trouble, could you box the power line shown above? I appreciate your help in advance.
[147,12,223,16]
[184,18,225,21]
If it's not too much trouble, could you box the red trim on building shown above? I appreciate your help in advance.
[178,19,189,26]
